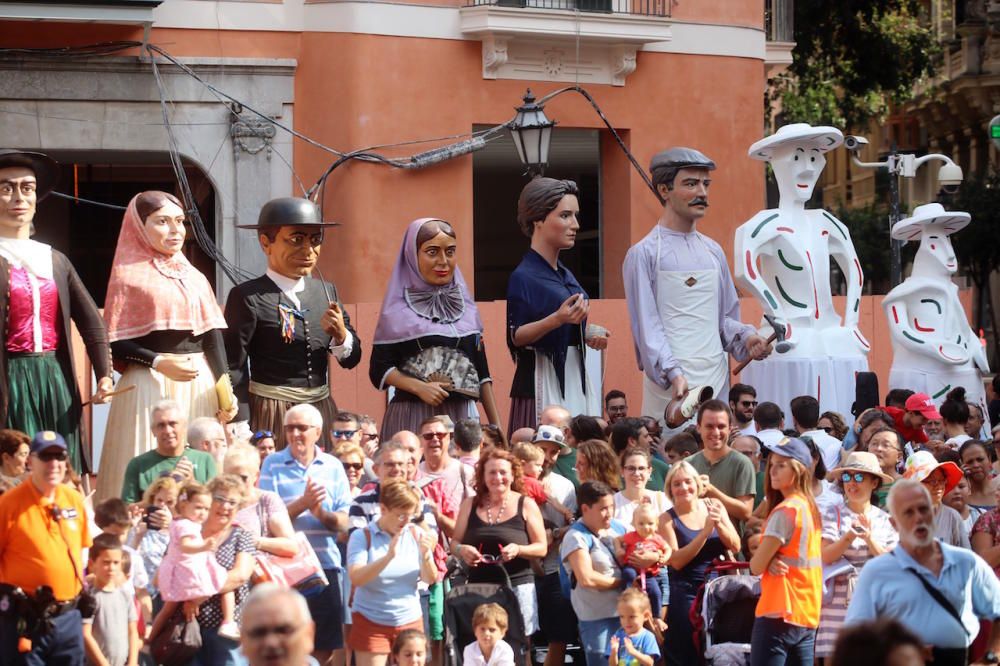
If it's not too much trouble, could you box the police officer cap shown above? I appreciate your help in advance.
[649,147,716,175]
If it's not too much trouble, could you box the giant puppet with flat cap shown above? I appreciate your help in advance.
[224,197,361,450]
[882,203,990,431]
[623,147,769,428]
[0,149,112,473]
[734,124,869,420]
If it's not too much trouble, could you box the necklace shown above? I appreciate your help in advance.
[485,492,509,525]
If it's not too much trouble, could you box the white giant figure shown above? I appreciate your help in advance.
[734,123,869,419]
[883,202,989,420]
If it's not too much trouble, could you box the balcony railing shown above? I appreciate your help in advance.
[765,0,794,42]
[464,0,671,18]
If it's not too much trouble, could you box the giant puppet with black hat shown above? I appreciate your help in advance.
[882,203,990,432]
[223,197,362,450]
[733,123,869,421]
[0,149,113,473]
[623,147,769,428]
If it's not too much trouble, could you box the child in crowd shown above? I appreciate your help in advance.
[512,442,574,523]
[83,533,140,666]
[742,524,763,561]
[614,505,670,630]
[463,603,515,666]
[608,588,660,666]
[148,482,238,641]
[391,629,428,666]
[93,498,152,626]
[128,475,178,610]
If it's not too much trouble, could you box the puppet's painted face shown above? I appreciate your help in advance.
[771,145,826,203]
[661,167,711,222]
[915,224,958,275]
[142,200,186,256]
[533,194,580,251]
[0,167,37,239]
[417,230,457,286]
[260,226,324,278]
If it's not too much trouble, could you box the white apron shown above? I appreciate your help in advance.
[535,346,601,423]
[642,232,729,426]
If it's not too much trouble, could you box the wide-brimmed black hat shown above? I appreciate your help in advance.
[0,149,60,199]
[236,197,341,230]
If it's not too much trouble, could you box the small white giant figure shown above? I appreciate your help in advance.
[883,202,989,423]
[734,123,870,419]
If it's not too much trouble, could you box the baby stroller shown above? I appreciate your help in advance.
[689,561,760,666]
[443,560,528,666]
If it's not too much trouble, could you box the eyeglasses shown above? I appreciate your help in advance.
[924,475,947,487]
[284,424,315,433]
[623,466,648,474]
[36,450,67,463]
[840,472,868,484]
[245,623,298,640]
[213,495,240,507]
[421,432,448,441]
[868,440,899,452]
[332,429,358,439]
[341,462,364,471]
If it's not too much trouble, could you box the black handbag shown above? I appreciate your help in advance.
[151,614,202,666]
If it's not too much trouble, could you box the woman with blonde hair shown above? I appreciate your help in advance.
[749,438,823,666]
[225,443,298,557]
[660,460,739,665]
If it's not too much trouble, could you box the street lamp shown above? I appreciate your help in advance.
[845,136,964,287]
[508,89,556,176]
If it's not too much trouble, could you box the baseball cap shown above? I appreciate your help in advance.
[532,425,569,451]
[761,436,812,470]
[30,430,68,455]
[905,393,942,420]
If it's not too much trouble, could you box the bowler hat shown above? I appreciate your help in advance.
[0,149,59,199]
[236,197,341,229]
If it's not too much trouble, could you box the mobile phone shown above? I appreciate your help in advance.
[143,505,159,526]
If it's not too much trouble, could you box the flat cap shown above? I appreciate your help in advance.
[649,147,716,174]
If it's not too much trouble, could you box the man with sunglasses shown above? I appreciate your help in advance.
[417,416,474,511]
[0,431,92,665]
[728,382,758,436]
[225,197,362,452]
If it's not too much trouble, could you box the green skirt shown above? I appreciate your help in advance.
[7,353,84,472]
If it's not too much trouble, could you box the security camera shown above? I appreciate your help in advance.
[844,135,869,151]
[938,162,963,194]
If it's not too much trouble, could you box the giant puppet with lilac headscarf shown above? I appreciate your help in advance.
[371,218,500,437]
[883,203,990,433]
[507,177,610,433]
[0,149,113,474]
[95,190,235,501]
[734,124,869,421]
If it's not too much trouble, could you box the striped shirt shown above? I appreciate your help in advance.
[259,446,352,570]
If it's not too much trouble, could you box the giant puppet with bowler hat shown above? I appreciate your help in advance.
[883,203,990,433]
[224,197,361,450]
[0,149,113,472]
[623,147,770,429]
[734,123,869,421]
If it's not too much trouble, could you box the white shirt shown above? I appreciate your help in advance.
[802,429,843,471]
[737,421,758,436]
[463,639,515,666]
[266,268,354,359]
[756,428,785,449]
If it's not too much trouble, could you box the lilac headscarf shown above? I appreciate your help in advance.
[373,218,483,345]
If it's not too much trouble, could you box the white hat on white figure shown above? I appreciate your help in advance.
[748,123,844,161]
[891,202,971,242]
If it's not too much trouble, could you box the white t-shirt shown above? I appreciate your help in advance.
[540,472,578,574]
[945,434,972,451]
[802,429,843,472]
[612,490,672,526]
[463,639,515,666]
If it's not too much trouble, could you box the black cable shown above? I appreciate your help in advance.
[49,191,127,211]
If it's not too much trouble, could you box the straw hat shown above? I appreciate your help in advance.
[903,450,963,495]
[830,451,894,485]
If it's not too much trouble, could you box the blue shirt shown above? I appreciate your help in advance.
[259,446,352,570]
[346,522,424,626]
[605,628,660,666]
[845,541,1000,648]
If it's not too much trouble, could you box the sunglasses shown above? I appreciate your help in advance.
[332,429,358,439]
[421,432,448,441]
[245,623,298,640]
[36,450,67,463]
[739,400,758,408]
[363,433,379,442]
[213,495,240,508]
[821,427,833,434]
[251,430,274,443]
[158,470,186,483]
[341,462,364,471]
[840,472,869,484]
[478,545,502,565]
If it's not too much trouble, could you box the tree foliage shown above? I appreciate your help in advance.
[770,0,939,129]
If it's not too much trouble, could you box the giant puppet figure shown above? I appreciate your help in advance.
[624,147,769,426]
[224,197,362,451]
[0,149,113,472]
[734,124,869,419]
[883,202,989,422]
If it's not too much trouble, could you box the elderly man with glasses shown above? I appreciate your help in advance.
[259,403,353,666]
[417,416,475,511]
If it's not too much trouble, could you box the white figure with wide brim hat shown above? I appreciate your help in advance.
[882,202,989,425]
[733,124,869,420]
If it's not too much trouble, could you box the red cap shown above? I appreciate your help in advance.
[904,393,942,420]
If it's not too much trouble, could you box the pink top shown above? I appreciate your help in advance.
[6,266,59,353]
[622,532,668,576]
